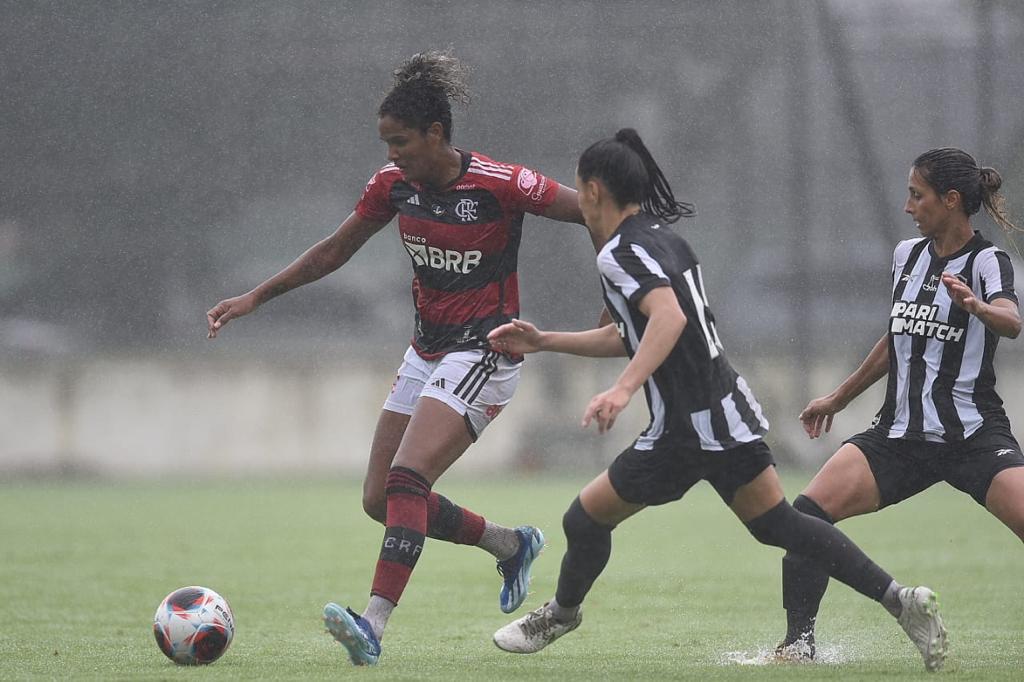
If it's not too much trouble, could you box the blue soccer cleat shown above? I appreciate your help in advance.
[497,525,545,614]
[322,602,381,666]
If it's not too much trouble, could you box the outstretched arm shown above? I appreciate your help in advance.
[539,184,586,225]
[206,211,388,338]
[800,333,889,438]
[488,319,626,358]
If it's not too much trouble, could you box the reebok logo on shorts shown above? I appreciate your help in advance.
[995,448,1016,457]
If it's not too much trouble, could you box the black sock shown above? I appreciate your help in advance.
[746,500,892,605]
[781,495,833,645]
[554,497,614,609]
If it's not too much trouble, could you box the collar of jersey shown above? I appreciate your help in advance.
[409,149,472,193]
[927,230,982,262]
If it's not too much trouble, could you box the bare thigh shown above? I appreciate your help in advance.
[362,409,411,524]
[802,443,881,522]
[985,466,1024,542]
[729,465,786,523]
[391,396,474,485]
[578,471,646,526]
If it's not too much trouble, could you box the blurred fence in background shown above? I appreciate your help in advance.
[5,355,1024,478]
[3,1,1024,475]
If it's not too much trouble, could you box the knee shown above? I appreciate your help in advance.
[745,500,800,548]
[362,472,386,524]
[793,494,834,524]
[562,497,613,545]
[362,492,386,524]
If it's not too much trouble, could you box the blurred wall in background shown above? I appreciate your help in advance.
[3,1,1024,476]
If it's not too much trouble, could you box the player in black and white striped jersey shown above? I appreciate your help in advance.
[777,147,1024,662]
[881,233,1014,438]
[489,129,946,671]
[597,212,769,452]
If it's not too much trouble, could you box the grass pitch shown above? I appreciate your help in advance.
[0,475,1021,680]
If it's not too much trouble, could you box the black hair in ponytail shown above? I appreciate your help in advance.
[577,128,695,223]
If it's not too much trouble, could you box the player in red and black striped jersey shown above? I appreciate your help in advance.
[205,51,584,665]
[776,148,1024,662]
[356,149,560,358]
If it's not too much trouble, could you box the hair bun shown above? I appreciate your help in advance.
[980,166,1002,194]
[614,128,641,145]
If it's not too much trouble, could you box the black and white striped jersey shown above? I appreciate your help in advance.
[597,213,769,451]
[874,231,1018,441]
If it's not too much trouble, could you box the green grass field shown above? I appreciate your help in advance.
[1,475,1021,680]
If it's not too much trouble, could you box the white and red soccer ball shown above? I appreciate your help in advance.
[153,586,234,665]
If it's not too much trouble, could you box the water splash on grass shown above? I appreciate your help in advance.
[719,642,853,666]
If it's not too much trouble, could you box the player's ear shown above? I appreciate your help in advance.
[579,178,599,202]
[943,189,962,213]
[425,121,445,145]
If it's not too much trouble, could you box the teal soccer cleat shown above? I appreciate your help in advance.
[323,602,381,666]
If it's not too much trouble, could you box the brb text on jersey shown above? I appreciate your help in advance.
[355,151,558,359]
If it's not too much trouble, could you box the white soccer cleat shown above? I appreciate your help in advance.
[492,602,582,654]
[896,586,947,672]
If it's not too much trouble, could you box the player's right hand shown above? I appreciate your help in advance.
[582,384,631,434]
[487,319,544,355]
[206,293,257,339]
[798,395,841,439]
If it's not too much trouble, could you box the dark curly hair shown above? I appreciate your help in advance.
[378,51,470,142]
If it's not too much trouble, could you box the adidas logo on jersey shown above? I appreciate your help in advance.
[431,378,446,389]
[402,238,482,273]
[406,194,421,206]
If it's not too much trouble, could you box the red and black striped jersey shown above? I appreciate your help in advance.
[355,150,559,359]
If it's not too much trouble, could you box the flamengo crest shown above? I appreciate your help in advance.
[455,199,478,222]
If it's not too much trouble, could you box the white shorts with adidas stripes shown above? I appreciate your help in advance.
[382,346,521,440]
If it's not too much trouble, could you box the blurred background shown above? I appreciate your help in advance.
[3,0,1023,478]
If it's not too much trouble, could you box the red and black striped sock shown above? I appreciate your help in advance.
[426,492,485,545]
[370,466,430,605]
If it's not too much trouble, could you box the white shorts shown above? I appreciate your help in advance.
[382,346,521,440]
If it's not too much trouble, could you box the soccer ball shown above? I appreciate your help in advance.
[153,586,235,665]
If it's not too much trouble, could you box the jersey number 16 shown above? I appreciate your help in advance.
[682,266,724,359]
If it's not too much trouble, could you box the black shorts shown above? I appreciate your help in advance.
[607,438,776,506]
[845,421,1024,507]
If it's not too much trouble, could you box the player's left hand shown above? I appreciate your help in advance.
[942,272,980,314]
[582,385,631,434]
[487,319,544,354]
